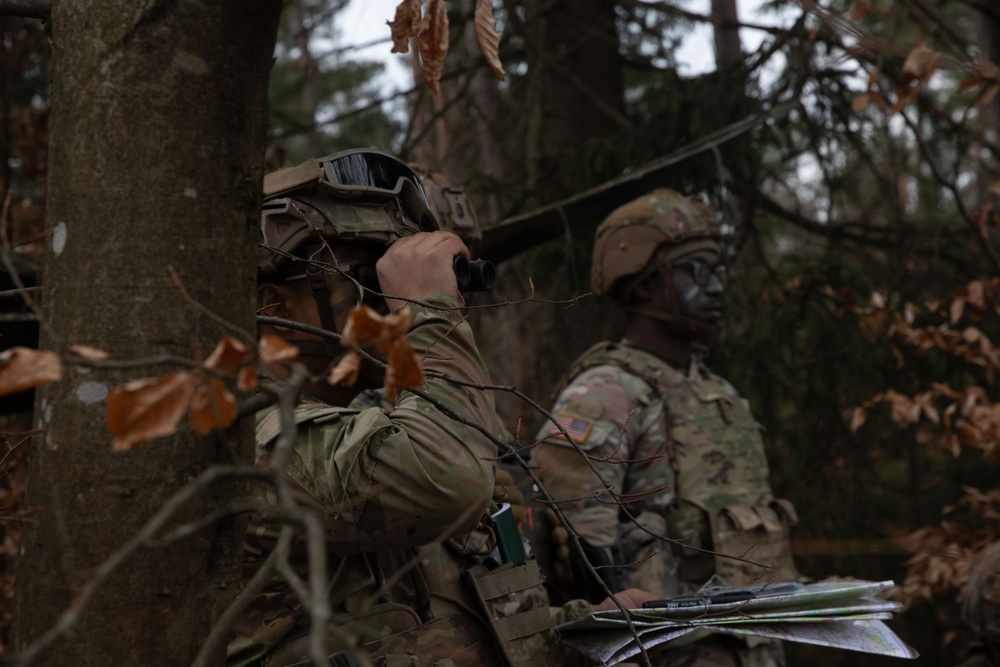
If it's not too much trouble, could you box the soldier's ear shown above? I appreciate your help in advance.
[257,283,290,319]
[631,273,657,304]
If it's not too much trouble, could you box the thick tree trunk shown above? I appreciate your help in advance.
[11,2,282,666]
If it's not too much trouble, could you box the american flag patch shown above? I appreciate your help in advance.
[548,413,593,443]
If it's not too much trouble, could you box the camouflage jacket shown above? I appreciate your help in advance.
[228,295,505,666]
[534,340,800,600]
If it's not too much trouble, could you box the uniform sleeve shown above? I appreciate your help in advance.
[534,365,673,545]
[267,294,499,552]
[534,365,678,596]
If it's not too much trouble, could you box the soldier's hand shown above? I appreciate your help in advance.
[494,468,525,525]
[591,587,662,612]
[377,231,470,311]
[547,508,574,591]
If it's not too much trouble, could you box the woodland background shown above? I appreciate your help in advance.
[2,0,1000,665]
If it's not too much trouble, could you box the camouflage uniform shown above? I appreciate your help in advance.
[533,190,800,667]
[230,294,579,666]
[233,151,587,666]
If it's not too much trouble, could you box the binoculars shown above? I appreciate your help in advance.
[453,256,496,292]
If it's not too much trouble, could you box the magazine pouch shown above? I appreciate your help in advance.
[464,559,562,667]
[709,499,801,586]
[360,610,496,667]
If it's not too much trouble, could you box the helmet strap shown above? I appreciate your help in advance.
[306,264,345,357]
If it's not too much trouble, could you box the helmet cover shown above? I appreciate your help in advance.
[591,189,720,297]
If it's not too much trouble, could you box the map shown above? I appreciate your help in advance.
[558,579,919,665]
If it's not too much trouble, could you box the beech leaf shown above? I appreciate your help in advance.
[205,335,250,373]
[67,345,110,361]
[237,366,258,393]
[475,0,505,81]
[388,0,421,54]
[418,0,449,97]
[259,335,299,363]
[0,347,63,398]
[107,371,197,452]
[902,44,940,86]
[188,376,237,435]
[328,351,362,387]
[384,338,425,402]
[340,305,422,401]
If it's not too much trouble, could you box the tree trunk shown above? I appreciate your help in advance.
[11,2,282,666]
[711,0,742,71]
[523,0,625,202]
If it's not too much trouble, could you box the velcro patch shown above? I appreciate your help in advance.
[548,412,593,443]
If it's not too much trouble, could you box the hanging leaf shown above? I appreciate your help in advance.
[340,305,422,400]
[67,345,110,361]
[388,0,421,54]
[328,351,362,387]
[107,371,198,452]
[205,335,251,373]
[901,44,940,86]
[475,0,505,81]
[384,338,425,402]
[418,0,449,97]
[0,347,63,398]
[237,366,258,393]
[188,376,237,435]
[259,334,299,363]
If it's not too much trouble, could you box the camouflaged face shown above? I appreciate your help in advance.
[591,189,721,295]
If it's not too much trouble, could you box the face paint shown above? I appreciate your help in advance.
[656,249,725,327]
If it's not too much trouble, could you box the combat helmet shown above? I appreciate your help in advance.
[963,541,1000,644]
[258,149,436,279]
[591,189,720,299]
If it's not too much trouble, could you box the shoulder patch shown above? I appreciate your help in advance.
[548,412,594,443]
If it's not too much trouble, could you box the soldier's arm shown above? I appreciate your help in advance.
[273,293,498,552]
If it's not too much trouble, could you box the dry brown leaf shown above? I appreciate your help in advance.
[205,335,251,373]
[950,297,966,325]
[107,371,198,452]
[902,44,940,85]
[418,0,449,97]
[188,376,237,435]
[475,0,505,81]
[958,75,993,94]
[341,305,411,351]
[328,351,361,387]
[0,347,63,398]
[340,305,421,401]
[237,366,258,393]
[384,338,425,402]
[67,345,110,361]
[849,406,867,433]
[388,0,421,54]
[850,0,874,20]
[259,334,299,363]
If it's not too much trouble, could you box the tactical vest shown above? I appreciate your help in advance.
[559,341,801,588]
[246,404,565,667]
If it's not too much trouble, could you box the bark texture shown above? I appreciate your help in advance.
[11,2,282,666]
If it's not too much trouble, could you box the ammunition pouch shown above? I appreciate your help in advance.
[464,559,562,667]
[668,499,800,587]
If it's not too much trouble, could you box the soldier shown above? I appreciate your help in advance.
[230,149,655,667]
[534,189,802,667]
